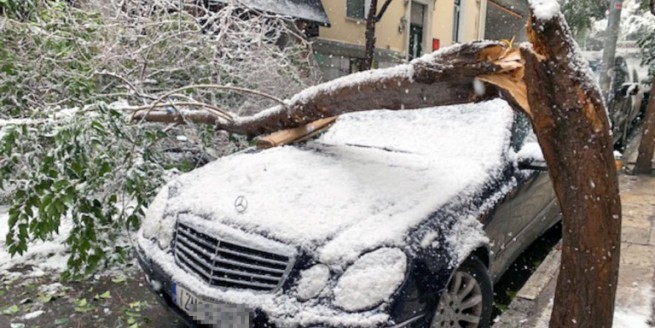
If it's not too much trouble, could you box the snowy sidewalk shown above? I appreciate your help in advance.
[494,172,655,327]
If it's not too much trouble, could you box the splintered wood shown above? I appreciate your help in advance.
[256,117,337,149]
[477,46,531,117]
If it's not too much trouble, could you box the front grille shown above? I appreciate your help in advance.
[174,223,292,291]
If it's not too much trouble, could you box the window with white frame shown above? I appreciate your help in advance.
[346,0,371,19]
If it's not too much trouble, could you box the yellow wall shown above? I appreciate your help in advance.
[432,0,455,47]
[318,0,408,52]
[433,0,486,47]
[460,0,486,42]
[318,0,485,57]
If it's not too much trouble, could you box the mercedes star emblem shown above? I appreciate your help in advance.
[234,195,248,213]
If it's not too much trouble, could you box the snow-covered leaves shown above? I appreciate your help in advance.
[0,0,318,119]
[0,106,168,277]
[560,0,608,36]
[0,0,318,276]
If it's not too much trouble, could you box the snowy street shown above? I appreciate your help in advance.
[0,206,184,328]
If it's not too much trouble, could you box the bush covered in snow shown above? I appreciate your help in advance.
[0,0,319,277]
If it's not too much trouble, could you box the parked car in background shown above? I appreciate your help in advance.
[586,54,648,148]
[136,99,560,327]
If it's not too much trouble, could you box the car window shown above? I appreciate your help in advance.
[510,111,532,151]
[511,111,544,162]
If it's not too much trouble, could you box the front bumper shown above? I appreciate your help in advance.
[136,237,425,328]
[136,247,271,327]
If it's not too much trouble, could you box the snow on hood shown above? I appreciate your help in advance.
[161,99,515,265]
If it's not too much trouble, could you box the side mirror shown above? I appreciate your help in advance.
[516,142,547,171]
[518,158,548,171]
[620,83,640,96]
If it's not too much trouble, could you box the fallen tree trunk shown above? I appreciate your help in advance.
[132,41,527,137]
[519,6,621,327]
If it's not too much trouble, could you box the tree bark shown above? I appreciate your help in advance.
[522,12,622,328]
[634,77,655,174]
[360,0,379,72]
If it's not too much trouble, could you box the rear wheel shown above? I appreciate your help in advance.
[430,256,493,328]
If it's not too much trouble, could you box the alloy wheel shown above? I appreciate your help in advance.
[430,271,484,328]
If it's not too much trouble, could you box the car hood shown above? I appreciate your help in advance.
[158,100,516,265]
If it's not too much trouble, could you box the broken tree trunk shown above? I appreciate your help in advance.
[521,7,621,328]
[634,77,655,174]
[133,42,524,137]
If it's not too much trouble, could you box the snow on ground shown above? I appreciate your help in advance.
[533,291,654,328]
[613,286,655,328]
[0,206,140,279]
[0,206,71,277]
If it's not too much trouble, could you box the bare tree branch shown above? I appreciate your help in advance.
[147,84,289,111]
[375,0,393,22]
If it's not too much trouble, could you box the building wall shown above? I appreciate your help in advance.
[318,0,408,53]
[433,0,487,47]
[432,0,455,47]
[314,0,486,79]
[460,0,487,42]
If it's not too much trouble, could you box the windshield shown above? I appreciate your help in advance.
[315,99,515,158]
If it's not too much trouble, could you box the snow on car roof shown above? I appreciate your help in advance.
[164,99,516,266]
[318,99,513,156]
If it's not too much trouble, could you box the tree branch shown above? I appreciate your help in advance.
[134,42,513,137]
[126,102,233,122]
[375,0,393,22]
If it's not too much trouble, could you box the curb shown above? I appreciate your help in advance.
[492,244,560,327]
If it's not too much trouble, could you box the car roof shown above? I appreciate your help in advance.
[315,98,516,158]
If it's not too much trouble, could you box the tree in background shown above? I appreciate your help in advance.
[634,0,655,174]
[561,0,609,38]
[360,0,393,71]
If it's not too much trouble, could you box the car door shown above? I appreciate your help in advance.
[485,114,559,281]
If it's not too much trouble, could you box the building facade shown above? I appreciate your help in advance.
[312,0,488,80]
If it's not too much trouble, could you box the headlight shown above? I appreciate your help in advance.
[333,248,407,312]
[295,264,330,301]
[140,189,175,250]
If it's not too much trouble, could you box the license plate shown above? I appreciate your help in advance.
[173,282,251,327]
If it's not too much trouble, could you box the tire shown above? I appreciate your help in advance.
[429,255,493,328]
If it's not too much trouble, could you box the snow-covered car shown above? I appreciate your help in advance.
[136,99,561,328]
